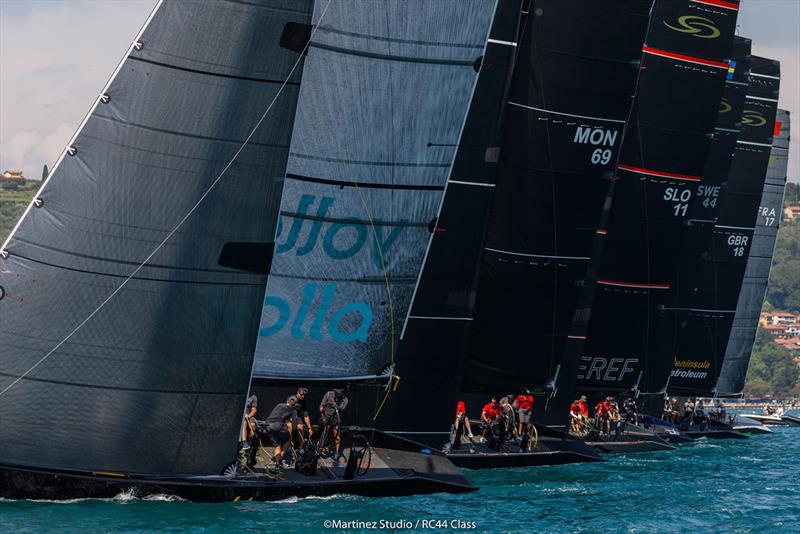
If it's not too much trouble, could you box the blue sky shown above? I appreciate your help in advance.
[0,0,798,181]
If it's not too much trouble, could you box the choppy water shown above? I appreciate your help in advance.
[3,418,799,533]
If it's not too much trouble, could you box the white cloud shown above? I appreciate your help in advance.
[0,0,155,177]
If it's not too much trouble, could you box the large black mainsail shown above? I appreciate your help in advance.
[569,0,740,402]
[716,108,790,397]
[0,0,314,476]
[666,57,780,397]
[251,1,496,400]
[462,0,652,422]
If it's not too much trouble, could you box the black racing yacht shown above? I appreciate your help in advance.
[455,0,655,466]
[651,55,782,441]
[554,0,741,452]
[0,0,499,501]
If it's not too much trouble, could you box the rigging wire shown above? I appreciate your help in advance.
[0,0,334,398]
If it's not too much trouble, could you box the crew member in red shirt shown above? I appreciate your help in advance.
[481,397,501,440]
[595,397,613,435]
[514,390,534,435]
[578,395,589,418]
[569,400,583,434]
[453,400,474,442]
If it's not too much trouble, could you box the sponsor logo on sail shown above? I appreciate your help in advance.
[577,356,638,382]
[719,97,732,113]
[260,282,372,343]
[663,15,721,39]
[742,110,767,127]
[670,358,710,379]
[275,194,404,271]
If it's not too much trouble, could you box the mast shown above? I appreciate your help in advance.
[566,0,741,403]
[456,0,654,425]
[0,0,315,476]
[665,57,781,398]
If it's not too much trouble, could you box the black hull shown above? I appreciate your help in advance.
[0,430,476,502]
[733,425,773,435]
[587,440,675,454]
[0,464,473,503]
[683,430,749,440]
[445,423,604,469]
[658,433,694,444]
[447,450,602,469]
[781,415,800,426]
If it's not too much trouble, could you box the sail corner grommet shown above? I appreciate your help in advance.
[100,94,111,104]
[34,198,44,208]
[133,40,144,51]
[67,146,78,157]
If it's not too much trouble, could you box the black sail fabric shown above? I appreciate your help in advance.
[0,0,313,476]
[462,0,652,412]
[667,57,780,396]
[377,0,523,433]
[716,109,789,396]
[572,0,740,398]
[251,1,496,379]
[645,37,752,396]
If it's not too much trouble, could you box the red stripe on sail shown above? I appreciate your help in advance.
[642,46,729,69]
[691,0,739,10]
[596,229,607,235]
[597,279,670,289]
[774,121,783,137]
[618,163,701,182]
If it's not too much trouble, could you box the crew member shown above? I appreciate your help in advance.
[319,389,348,459]
[623,396,638,424]
[499,397,516,441]
[293,387,314,444]
[453,400,474,442]
[579,395,589,420]
[595,397,612,435]
[264,395,298,466]
[569,399,583,434]
[240,393,258,450]
[481,397,501,439]
[514,390,534,435]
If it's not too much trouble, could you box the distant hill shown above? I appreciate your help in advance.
[0,181,40,241]
[746,182,800,398]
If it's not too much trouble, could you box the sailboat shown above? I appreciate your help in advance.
[721,107,791,435]
[449,0,657,467]
[550,0,742,453]
[651,55,781,441]
[635,35,754,441]
[0,0,496,501]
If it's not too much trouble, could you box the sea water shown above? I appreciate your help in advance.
[2,418,799,533]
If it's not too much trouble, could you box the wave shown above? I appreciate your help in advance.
[0,489,185,504]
